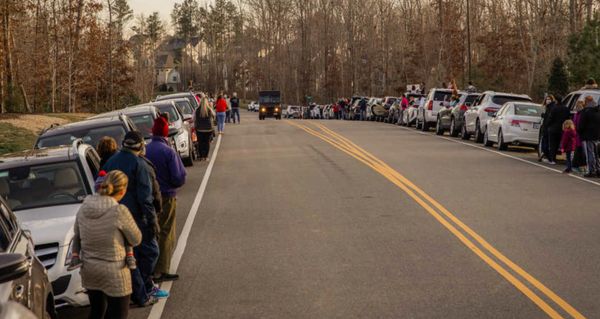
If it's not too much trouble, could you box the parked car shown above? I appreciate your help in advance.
[561,88,600,113]
[0,197,56,318]
[435,92,481,136]
[0,140,100,308]
[416,88,453,131]
[372,97,393,121]
[155,92,199,109]
[149,100,195,166]
[347,98,364,120]
[463,91,532,142]
[36,115,136,150]
[248,101,259,112]
[89,105,161,143]
[286,106,301,119]
[400,93,426,126]
[483,102,543,150]
[366,97,381,121]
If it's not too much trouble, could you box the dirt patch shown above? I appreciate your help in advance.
[0,113,92,135]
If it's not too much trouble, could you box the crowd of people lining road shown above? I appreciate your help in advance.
[69,92,240,318]
[286,79,600,177]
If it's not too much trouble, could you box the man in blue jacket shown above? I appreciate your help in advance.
[146,116,187,282]
[103,131,164,306]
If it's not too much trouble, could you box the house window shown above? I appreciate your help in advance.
[172,75,178,82]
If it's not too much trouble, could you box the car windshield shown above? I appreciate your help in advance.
[130,114,154,138]
[175,101,194,115]
[514,104,542,116]
[156,104,180,123]
[433,91,452,101]
[492,95,531,106]
[0,161,88,211]
[37,125,126,149]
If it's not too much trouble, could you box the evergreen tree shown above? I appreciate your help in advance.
[567,17,600,88]
[548,57,569,97]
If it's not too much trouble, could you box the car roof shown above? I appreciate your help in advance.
[40,116,126,137]
[156,93,194,100]
[90,105,158,119]
[0,143,88,169]
[480,90,530,98]
[506,101,541,107]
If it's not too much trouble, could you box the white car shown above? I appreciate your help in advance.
[463,91,532,143]
[248,101,258,112]
[402,96,425,126]
[416,89,453,131]
[151,101,194,166]
[0,140,100,307]
[483,102,543,150]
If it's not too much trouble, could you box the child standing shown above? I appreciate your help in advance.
[560,120,577,173]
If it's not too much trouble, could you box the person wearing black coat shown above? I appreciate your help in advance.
[576,100,600,177]
[545,100,571,163]
[539,96,556,161]
[194,97,216,161]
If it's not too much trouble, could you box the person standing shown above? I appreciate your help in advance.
[215,94,227,134]
[539,95,556,162]
[359,98,367,121]
[146,117,187,283]
[97,137,118,168]
[103,131,165,307]
[577,96,600,177]
[73,170,142,319]
[195,97,215,161]
[225,94,232,123]
[545,96,570,164]
[573,101,587,172]
[560,120,577,173]
[230,93,241,124]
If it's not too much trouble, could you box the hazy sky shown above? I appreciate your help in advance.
[129,0,213,22]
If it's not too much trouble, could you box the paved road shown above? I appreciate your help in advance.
[62,112,600,318]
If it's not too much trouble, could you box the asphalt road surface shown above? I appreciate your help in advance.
[61,112,600,319]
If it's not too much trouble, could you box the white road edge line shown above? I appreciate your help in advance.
[148,135,223,319]
[398,126,600,187]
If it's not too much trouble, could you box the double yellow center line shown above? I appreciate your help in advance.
[287,120,584,319]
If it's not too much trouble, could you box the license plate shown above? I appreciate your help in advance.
[533,123,540,129]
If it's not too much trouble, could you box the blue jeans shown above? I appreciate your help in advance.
[583,140,600,174]
[216,112,226,132]
[232,108,240,123]
[131,231,159,305]
[565,151,573,171]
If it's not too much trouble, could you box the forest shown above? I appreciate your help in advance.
[1,0,600,112]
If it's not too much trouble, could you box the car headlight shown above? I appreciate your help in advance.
[261,107,266,112]
[64,239,74,266]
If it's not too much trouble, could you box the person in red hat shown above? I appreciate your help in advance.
[145,117,186,283]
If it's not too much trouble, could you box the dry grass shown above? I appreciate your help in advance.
[0,113,93,155]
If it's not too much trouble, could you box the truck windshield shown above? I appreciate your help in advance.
[259,95,281,104]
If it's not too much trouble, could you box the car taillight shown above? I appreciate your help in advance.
[427,101,433,110]
[460,104,468,111]
[484,107,497,113]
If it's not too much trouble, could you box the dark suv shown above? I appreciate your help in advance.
[35,115,137,150]
[0,197,56,318]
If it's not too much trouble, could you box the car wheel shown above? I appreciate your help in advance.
[435,117,444,135]
[498,130,508,151]
[474,120,484,143]
[483,129,494,147]
[449,118,459,137]
[461,123,471,140]
[421,114,429,131]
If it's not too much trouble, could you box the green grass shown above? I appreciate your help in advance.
[0,123,37,155]
[45,113,91,122]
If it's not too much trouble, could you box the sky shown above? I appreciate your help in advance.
[129,0,179,22]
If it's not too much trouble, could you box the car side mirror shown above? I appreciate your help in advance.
[0,254,29,284]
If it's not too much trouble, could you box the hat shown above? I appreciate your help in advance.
[122,131,145,151]
[152,116,169,137]
[94,170,108,191]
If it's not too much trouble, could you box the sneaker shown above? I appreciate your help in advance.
[548,161,556,165]
[562,169,572,174]
[151,286,170,299]
[542,158,550,163]
[154,273,179,283]
[138,296,159,307]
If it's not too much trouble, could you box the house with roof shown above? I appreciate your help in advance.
[156,53,181,92]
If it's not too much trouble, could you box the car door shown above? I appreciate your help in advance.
[465,94,485,131]
[490,104,508,141]
[0,202,33,313]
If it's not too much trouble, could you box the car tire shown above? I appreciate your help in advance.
[483,129,493,147]
[461,123,471,140]
[421,117,429,131]
[449,118,459,137]
[498,130,508,151]
[474,120,484,143]
[435,118,444,135]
